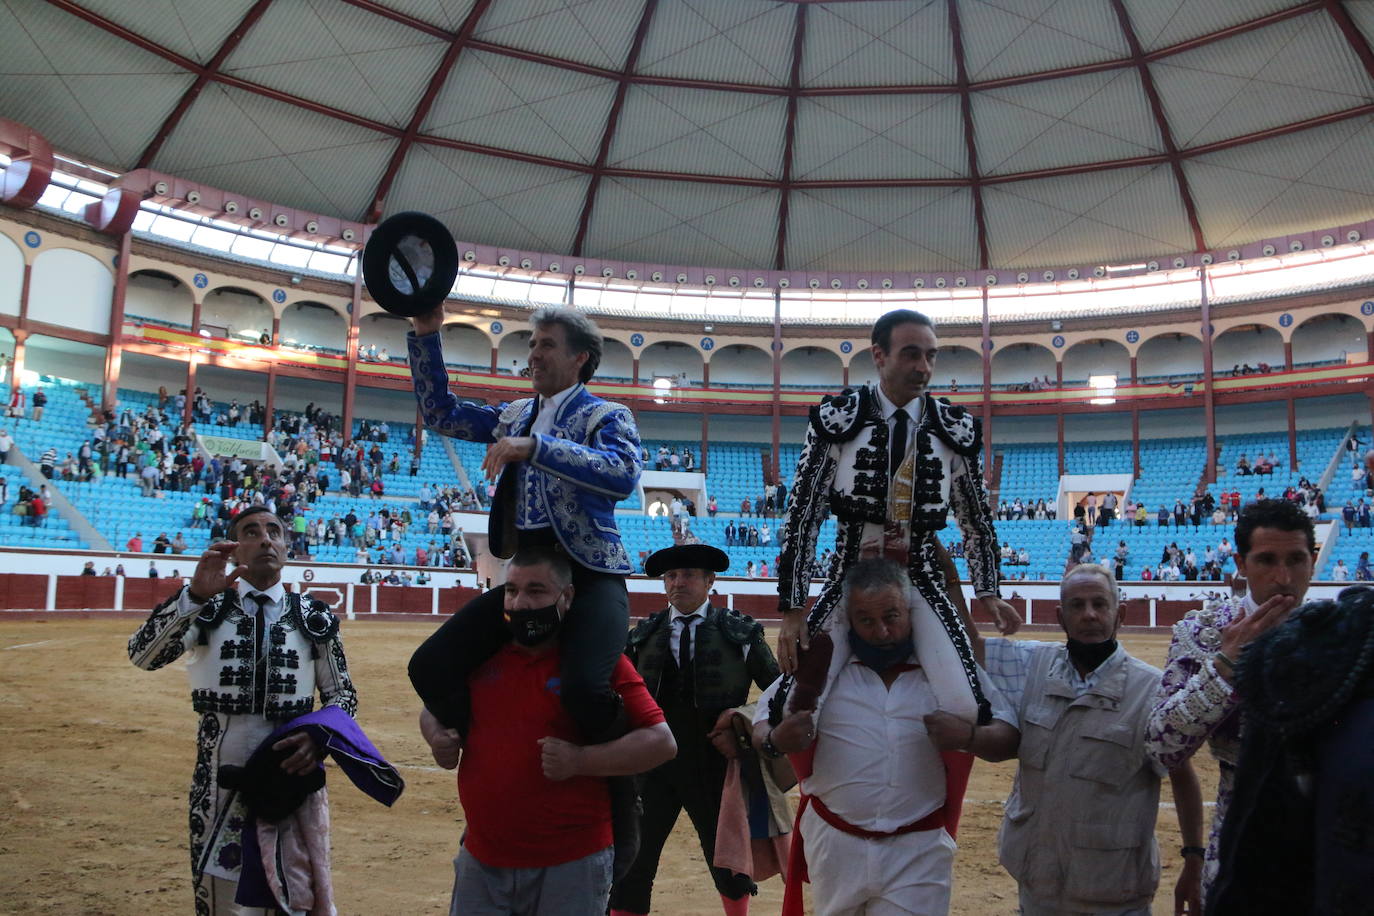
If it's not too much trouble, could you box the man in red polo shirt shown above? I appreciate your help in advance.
[421,547,676,915]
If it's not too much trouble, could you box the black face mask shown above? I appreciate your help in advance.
[1066,637,1118,672]
[848,628,913,672]
[505,602,563,647]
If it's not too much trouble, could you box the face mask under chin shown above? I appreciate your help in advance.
[505,602,563,647]
[1065,637,1118,671]
[848,628,913,672]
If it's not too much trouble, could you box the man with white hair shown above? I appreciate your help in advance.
[977,564,1204,915]
[754,557,1018,916]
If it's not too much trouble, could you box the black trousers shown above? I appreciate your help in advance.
[610,731,754,911]
[407,536,629,740]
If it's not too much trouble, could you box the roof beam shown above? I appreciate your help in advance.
[136,0,275,169]
[570,0,659,257]
[43,0,1370,206]
[348,2,1324,100]
[775,5,809,270]
[365,0,493,222]
[946,0,990,270]
[1109,0,1207,253]
[1323,0,1374,83]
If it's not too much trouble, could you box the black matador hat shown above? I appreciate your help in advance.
[361,211,460,318]
[644,544,730,578]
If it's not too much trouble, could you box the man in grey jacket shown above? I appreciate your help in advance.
[978,565,1204,915]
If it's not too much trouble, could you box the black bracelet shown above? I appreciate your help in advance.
[1181,846,1205,859]
[761,730,784,759]
[185,586,211,605]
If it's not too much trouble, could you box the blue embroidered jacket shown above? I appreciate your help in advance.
[407,331,641,574]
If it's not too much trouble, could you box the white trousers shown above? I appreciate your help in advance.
[802,805,955,916]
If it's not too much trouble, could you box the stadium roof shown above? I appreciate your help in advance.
[6,0,1374,276]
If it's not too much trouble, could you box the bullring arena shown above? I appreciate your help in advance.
[2,1,1373,913]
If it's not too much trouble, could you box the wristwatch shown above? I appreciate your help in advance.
[761,730,785,759]
[1181,846,1205,860]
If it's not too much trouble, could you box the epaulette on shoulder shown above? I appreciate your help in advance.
[299,597,340,643]
[718,607,764,645]
[809,386,872,443]
[498,398,534,426]
[928,395,982,458]
[627,610,667,648]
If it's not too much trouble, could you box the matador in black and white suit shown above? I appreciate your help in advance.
[773,383,1003,723]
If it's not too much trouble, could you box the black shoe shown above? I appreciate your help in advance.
[608,774,642,882]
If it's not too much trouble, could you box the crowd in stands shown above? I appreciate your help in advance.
[996,497,1056,520]
[647,444,697,471]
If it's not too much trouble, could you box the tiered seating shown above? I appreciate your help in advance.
[1205,428,1345,517]
[4,378,98,474]
[616,514,835,578]
[1326,525,1373,580]
[1097,520,1237,581]
[1130,437,1207,516]
[69,474,211,554]
[0,462,87,549]
[702,442,766,515]
[997,443,1058,505]
[1064,439,1133,475]
[942,518,1072,582]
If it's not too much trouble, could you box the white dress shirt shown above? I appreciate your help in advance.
[529,384,578,438]
[667,599,709,665]
[872,386,923,465]
[801,657,1015,832]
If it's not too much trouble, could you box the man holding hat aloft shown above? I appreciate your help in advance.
[610,544,784,916]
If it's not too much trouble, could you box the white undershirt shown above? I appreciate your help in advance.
[530,384,578,438]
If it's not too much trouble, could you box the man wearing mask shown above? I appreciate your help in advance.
[754,558,1018,916]
[420,548,675,915]
[773,309,1018,736]
[1145,499,1316,897]
[977,565,1205,914]
[405,304,644,876]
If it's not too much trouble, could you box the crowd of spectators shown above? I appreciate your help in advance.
[996,497,1055,520]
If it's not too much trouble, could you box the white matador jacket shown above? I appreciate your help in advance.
[774,385,1001,724]
[128,586,357,895]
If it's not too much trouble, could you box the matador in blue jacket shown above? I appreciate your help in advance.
[405,303,645,876]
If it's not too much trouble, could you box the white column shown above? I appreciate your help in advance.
[114,574,125,611]
[46,573,57,610]
[431,585,439,615]
[345,583,355,621]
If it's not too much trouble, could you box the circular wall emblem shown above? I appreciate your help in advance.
[490,320,503,334]
[1125,329,1139,344]
[193,273,208,289]
[630,332,644,347]
[1278,312,1293,327]
[112,254,120,268]
[1362,301,1374,316]
[1052,335,1065,348]
[700,337,714,351]
[839,341,853,354]
[772,340,783,351]
[984,339,994,351]
[23,231,40,248]
[272,288,286,303]
[302,569,315,581]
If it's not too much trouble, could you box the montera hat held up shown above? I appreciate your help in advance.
[361,211,460,318]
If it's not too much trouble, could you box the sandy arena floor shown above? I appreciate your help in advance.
[0,617,1219,915]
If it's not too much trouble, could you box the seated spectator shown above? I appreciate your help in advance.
[1236,454,1251,476]
[1017,547,1029,565]
[1332,559,1350,581]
